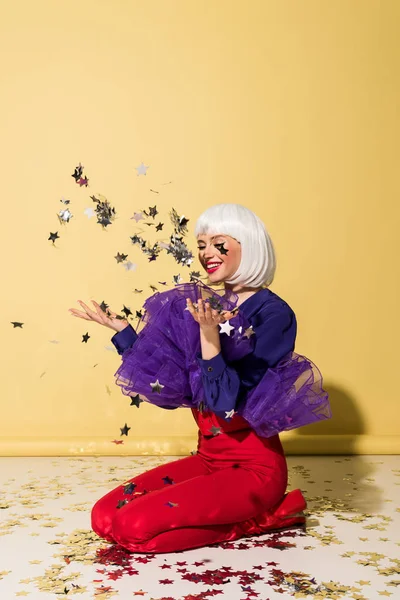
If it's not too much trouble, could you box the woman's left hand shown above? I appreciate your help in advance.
[186,298,238,330]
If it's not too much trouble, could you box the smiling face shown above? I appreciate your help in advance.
[197,233,241,283]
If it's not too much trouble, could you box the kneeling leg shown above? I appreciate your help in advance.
[112,463,287,553]
[91,454,207,543]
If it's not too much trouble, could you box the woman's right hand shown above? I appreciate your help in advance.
[68,300,130,333]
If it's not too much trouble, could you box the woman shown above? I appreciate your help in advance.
[70,203,330,554]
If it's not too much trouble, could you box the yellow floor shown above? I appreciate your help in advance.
[0,455,399,599]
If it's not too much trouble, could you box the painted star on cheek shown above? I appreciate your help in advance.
[214,242,229,255]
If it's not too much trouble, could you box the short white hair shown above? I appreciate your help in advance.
[194,203,276,288]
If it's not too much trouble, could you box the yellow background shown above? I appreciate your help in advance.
[1,0,399,456]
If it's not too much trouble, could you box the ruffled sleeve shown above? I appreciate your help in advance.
[111,323,178,410]
[112,281,254,409]
[197,302,297,418]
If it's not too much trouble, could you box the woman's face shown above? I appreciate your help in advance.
[197,233,241,282]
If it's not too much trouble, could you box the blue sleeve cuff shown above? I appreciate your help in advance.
[196,351,227,380]
[111,324,138,355]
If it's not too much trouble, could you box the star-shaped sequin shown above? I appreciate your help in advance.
[209,426,222,436]
[150,379,165,394]
[123,482,137,494]
[244,326,255,338]
[219,320,235,336]
[162,476,174,485]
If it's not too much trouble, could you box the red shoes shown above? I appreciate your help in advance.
[256,488,307,532]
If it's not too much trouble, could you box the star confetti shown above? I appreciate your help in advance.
[90,194,116,228]
[114,252,128,263]
[130,394,143,408]
[135,162,150,176]
[225,409,236,419]
[218,320,235,336]
[130,233,162,262]
[162,476,174,485]
[48,231,60,244]
[120,305,133,318]
[123,260,137,271]
[244,325,255,338]
[71,162,84,181]
[209,426,222,436]
[123,482,137,494]
[120,423,131,436]
[160,233,194,267]
[169,207,190,235]
[142,205,158,218]
[150,379,165,394]
[57,207,73,224]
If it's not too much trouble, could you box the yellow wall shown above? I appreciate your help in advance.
[1,0,399,456]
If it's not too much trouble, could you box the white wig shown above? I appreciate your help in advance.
[194,203,276,288]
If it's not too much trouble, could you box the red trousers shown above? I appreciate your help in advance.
[91,408,288,554]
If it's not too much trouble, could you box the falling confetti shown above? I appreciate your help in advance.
[120,423,131,436]
[135,162,150,176]
[90,194,116,228]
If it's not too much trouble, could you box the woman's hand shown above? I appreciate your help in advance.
[186,298,238,331]
[69,300,130,333]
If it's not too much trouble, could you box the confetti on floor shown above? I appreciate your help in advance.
[0,455,399,599]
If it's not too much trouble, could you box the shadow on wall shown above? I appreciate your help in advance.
[296,383,366,437]
[284,384,387,515]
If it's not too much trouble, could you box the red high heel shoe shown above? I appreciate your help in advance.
[256,488,307,532]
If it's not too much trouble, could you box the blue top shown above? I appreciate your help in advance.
[111,288,297,419]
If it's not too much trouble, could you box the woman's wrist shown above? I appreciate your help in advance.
[199,325,221,360]
[111,320,130,333]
